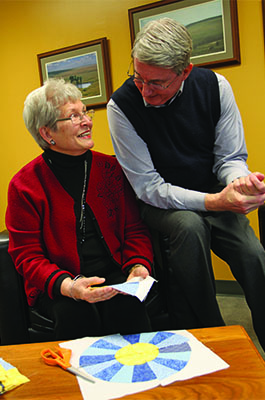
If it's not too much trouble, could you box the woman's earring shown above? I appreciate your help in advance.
[50,139,56,145]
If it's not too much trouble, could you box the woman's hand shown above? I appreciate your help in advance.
[127,264,150,282]
[61,276,117,303]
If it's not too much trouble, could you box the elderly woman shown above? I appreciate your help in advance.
[6,79,153,340]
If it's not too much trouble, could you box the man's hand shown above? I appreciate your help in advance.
[205,172,265,214]
[127,264,150,282]
[232,172,265,195]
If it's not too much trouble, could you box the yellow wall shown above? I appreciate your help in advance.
[0,0,264,280]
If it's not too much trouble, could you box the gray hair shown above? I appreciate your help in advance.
[23,78,82,150]
[131,18,193,75]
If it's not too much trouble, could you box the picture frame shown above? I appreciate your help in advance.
[128,0,240,68]
[37,38,112,109]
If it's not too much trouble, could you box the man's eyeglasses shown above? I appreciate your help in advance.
[52,109,95,127]
[127,62,178,91]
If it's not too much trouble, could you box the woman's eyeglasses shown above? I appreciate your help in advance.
[52,109,95,127]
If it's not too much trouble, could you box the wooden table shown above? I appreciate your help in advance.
[1,325,265,399]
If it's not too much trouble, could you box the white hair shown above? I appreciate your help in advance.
[23,78,82,150]
[132,18,192,75]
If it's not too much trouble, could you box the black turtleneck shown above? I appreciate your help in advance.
[42,149,120,296]
[43,148,91,204]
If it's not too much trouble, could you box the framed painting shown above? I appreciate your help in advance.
[128,0,240,68]
[37,38,112,109]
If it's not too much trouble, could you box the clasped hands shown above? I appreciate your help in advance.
[205,172,265,214]
[61,264,149,304]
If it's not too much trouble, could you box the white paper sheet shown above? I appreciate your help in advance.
[109,276,157,301]
[60,330,229,400]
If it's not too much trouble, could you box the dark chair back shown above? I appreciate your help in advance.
[258,204,265,248]
[0,230,55,345]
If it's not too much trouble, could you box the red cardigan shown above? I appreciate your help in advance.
[6,151,153,306]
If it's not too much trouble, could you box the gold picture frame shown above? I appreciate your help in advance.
[37,38,112,109]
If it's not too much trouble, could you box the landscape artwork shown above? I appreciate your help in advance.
[45,52,101,101]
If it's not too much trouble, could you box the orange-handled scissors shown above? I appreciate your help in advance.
[41,347,95,384]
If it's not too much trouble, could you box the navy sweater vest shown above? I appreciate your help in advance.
[111,67,221,192]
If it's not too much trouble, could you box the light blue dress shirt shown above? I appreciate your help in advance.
[107,73,250,211]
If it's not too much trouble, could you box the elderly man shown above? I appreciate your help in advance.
[107,18,265,351]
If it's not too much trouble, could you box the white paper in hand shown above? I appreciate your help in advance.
[109,276,157,301]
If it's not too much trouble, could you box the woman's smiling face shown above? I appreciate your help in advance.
[43,100,94,156]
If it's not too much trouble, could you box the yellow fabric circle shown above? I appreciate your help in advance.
[115,343,159,366]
